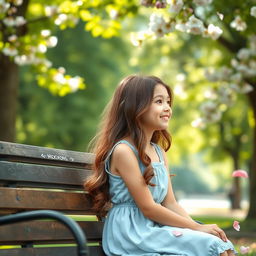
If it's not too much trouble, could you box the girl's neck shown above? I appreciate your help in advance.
[123,130,154,148]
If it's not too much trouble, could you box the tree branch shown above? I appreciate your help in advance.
[190,5,244,54]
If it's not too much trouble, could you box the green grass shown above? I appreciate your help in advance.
[192,215,240,229]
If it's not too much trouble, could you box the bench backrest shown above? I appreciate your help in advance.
[0,141,105,256]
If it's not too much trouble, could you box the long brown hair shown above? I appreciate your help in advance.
[84,75,173,217]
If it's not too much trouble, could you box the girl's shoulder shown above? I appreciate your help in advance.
[112,142,134,157]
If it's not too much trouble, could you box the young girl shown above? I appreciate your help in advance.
[84,75,236,256]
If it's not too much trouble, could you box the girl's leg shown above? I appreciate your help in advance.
[220,250,236,256]
[227,249,236,256]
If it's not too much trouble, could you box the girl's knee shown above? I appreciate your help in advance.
[227,250,236,256]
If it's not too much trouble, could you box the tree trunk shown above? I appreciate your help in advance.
[246,89,256,218]
[0,54,19,142]
[230,155,241,209]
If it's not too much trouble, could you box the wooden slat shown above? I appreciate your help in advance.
[0,188,93,214]
[0,246,106,256]
[0,221,104,244]
[0,161,91,188]
[0,141,94,167]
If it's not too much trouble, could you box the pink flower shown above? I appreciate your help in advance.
[232,170,248,178]
[240,245,250,254]
[172,230,183,237]
[233,220,240,231]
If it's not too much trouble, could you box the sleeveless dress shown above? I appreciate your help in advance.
[102,140,237,256]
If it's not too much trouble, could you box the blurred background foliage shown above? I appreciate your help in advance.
[15,15,252,198]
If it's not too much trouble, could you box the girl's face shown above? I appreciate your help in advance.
[140,84,172,131]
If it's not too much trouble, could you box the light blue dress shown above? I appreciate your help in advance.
[102,140,236,256]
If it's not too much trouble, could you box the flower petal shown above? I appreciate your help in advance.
[232,170,248,178]
[240,245,250,254]
[233,220,240,231]
[172,230,183,237]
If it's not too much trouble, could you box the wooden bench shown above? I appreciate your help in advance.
[0,141,106,256]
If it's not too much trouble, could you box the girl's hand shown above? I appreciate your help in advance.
[195,224,228,242]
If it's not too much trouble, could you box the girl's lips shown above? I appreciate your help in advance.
[160,115,170,121]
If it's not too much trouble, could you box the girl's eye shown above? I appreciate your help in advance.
[156,99,162,104]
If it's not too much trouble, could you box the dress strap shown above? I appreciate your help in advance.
[105,140,138,175]
[151,143,164,163]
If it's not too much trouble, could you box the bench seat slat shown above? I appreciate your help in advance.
[0,188,93,214]
[0,141,94,167]
[0,221,104,244]
[0,246,105,256]
[0,161,91,187]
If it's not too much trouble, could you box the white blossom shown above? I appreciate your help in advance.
[230,83,254,94]
[218,86,234,106]
[53,73,66,84]
[13,0,23,6]
[13,54,49,66]
[2,47,18,56]
[205,67,232,82]
[163,21,175,33]
[219,66,233,78]
[58,68,65,74]
[0,0,10,13]
[191,117,206,128]
[109,9,118,19]
[205,68,220,82]
[204,88,217,99]
[3,16,26,27]
[237,48,251,60]
[205,111,222,123]
[175,22,187,32]
[8,34,18,42]
[45,5,58,17]
[206,24,223,40]
[200,101,218,114]
[240,83,254,93]
[173,83,187,98]
[236,63,249,74]
[250,6,256,18]
[200,101,222,123]
[149,14,167,37]
[42,59,52,68]
[38,44,47,53]
[14,55,28,65]
[200,101,221,123]
[230,73,242,83]
[186,15,205,35]
[47,36,58,47]
[130,32,146,47]
[176,73,186,82]
[15,16,26,26]
[193,0,212,6]
[168,0,183,14]
[67,77,81,92]
[41,30,51,37]
[55,14,68,25]
[217,12,224,20]
[230,16,247,31]
[55,14,78,26]
[3,17,15,27]
[231,58,239,68]
[76,0,83,6]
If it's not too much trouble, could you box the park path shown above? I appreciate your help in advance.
[178,196,248,219]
